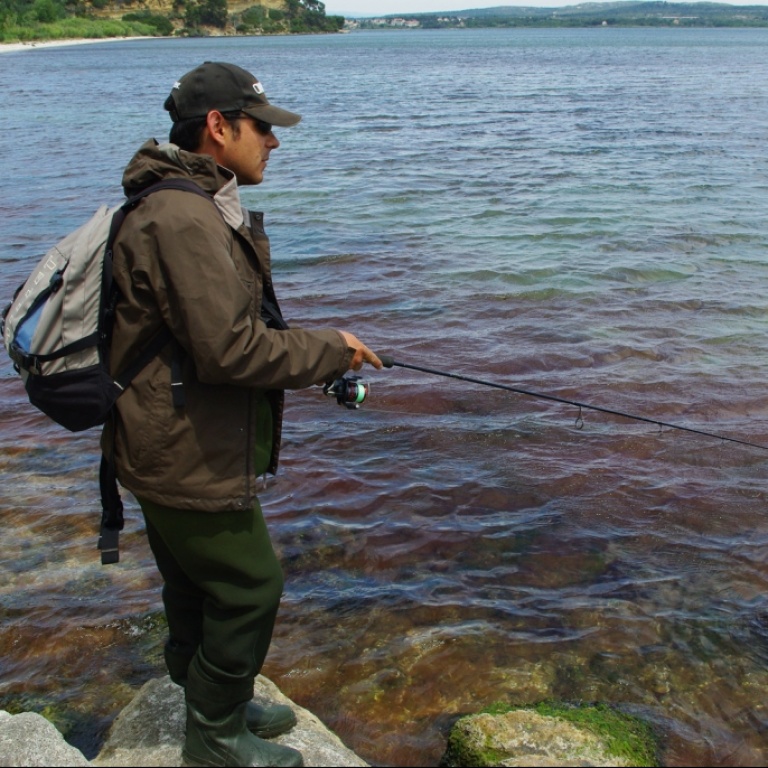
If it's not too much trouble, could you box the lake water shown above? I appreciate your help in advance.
[2,27,768,766]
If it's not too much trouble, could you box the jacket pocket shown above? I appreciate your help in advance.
[132,357,172,471]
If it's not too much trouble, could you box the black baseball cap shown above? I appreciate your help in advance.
[164,61,301,127]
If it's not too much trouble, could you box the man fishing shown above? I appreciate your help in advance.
[104,61,381,767]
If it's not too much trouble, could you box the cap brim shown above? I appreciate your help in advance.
[243,104,301,128]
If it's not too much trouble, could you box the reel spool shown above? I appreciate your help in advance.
[323,375,370,410]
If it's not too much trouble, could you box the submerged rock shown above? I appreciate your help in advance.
[441,704,658,767]
[1,675,368,768]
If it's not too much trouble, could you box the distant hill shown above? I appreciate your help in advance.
[460,2,768,17]
[355,2,768,26]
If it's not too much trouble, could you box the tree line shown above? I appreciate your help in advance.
[0,0,344,42]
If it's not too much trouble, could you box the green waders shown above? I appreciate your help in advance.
[140,499,302,767]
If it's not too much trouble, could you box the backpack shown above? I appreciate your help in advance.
[2,178,212,564]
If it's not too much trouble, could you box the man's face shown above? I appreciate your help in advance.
[220,115,280,186]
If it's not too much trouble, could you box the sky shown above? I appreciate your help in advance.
[325,0,768,16]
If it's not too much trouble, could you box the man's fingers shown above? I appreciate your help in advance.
[340,331,382,371]
[364,348,383,370]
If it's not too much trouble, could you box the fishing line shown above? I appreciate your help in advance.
[374,354,768,453]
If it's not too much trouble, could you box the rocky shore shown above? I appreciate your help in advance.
[0,675,368,767]
[1,675,658,767]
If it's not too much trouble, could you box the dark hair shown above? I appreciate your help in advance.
[169,116,207,151]
[169,112,244,152]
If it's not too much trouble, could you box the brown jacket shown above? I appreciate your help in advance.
[103,140,352,511]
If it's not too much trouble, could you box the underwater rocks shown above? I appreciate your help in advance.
[441,704,658,767]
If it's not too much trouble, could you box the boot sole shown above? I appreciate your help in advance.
[181,750,219,768]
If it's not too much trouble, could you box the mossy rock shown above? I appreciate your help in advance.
[441,702,659,767]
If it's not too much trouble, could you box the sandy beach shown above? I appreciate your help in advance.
[0,36,150,54]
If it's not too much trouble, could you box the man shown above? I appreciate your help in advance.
[105,61,381,768]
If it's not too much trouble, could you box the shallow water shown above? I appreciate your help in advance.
[2,28,768,766]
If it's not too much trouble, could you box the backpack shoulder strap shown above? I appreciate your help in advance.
[100,179,214,566]
[106,179,215,396]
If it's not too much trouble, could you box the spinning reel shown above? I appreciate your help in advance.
[323,375,370,410]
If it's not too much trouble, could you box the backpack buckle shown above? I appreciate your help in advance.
[8,343,38,374]
[98,525,120,565]
[7,344,23,369]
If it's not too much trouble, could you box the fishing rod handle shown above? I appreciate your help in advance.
[377,353,396,369]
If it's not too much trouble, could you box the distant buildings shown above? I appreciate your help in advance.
[368,17,421,28]
[347,15,468,30]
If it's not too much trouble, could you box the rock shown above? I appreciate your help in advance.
[0,711,90,767]
[94,675,368,768]
[441,708,651,767]
[1,675,368,768]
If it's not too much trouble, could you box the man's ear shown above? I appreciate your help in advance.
[205,110,229,148]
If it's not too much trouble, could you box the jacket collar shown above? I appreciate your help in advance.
[123,140,244,230]
[212,175,244,230]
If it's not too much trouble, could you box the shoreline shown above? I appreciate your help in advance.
[0,36,150,54]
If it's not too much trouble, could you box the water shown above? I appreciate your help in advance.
[2,27,768,766]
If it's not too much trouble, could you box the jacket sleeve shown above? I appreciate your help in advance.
[118,190,353,389]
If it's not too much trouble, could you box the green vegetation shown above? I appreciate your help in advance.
[484,700,660,767]
[0,0,163,41]
[185,0,229,31]
[286,0,343,33]
[0,0,344,43]
[235,0,343,35]
[121,10,174,36]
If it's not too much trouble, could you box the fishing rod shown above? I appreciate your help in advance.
[323,354,768,453]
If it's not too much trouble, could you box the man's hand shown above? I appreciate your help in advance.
[339,332,383,372]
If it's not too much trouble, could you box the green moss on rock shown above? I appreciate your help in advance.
[441,701,659,767]
[524,701,658,766]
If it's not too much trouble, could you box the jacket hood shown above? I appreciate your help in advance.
[122,139,243,230]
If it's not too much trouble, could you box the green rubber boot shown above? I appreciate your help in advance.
[245,701,297,739]
[166,642,297,739]
[182,701,304,768]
